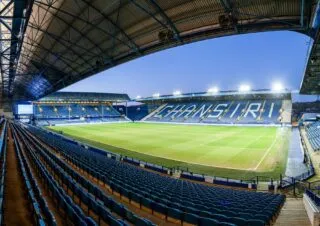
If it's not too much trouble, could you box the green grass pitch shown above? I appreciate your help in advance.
[47,122,290,180]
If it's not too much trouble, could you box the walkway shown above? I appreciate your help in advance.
[274,198,310,226]
[3,126,33,225]
[285,128,309,178]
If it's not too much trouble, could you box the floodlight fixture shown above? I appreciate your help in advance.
[272,82,284,92]
[173,90,182,96]
[239,84,251,92]
[153,93,160,98]
[207,87,219,94]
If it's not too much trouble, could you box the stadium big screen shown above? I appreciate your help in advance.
[14,103,34,123]
[17,105,33,115]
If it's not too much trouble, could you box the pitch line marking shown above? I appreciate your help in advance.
[253,135,278,171]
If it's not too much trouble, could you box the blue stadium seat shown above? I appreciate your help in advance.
[24,124,286,226]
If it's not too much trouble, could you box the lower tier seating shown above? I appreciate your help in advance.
[0,120,7,224]
[27,124,286,226]
[306,121,320,151]
[13,123,155,226]
[12,126,56,225]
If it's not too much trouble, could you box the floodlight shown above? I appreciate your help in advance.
[272,82,284,92]
[207,87,219,93]
[153,93,160,98]
[239,84,251,92]
[173,90,182,96]
[136,95,141,99]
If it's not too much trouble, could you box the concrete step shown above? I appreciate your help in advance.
[274,198,310,226]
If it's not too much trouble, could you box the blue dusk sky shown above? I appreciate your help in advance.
[61,31,317,102]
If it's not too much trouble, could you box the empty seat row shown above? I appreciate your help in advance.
[12,126,53,225]
[34,104,121,119]
[12,124,97,226]
[306,121,320,151]
[16,123,155,226]
[26,124,286,225]
[61,143,283,224]
[0,119,7,225]
[306,189,320,206]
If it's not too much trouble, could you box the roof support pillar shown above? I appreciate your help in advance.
[301,0,305,27]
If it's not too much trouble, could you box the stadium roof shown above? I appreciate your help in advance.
[1,0,319,100]
[35,91,130,102]
[136,89,292,103]
[300,2,320,94]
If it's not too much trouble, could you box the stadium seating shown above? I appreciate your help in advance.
[306,189,320,207]
[34,103,129,126]
[300,113,319,121]
[27,124,286,225]
[0,119,7,225]
[13,126,98,225]
[13,123,155,226]
[306,121,320,151]
[113,105,158,121]
[144,99,283,125]
[12,126,56,225]
[35,104,121,119]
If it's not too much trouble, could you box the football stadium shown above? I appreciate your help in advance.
[44,91,291,180]
[0,0,319,226]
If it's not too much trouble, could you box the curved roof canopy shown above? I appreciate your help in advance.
[35,91,130,102]
[2,0,318,100]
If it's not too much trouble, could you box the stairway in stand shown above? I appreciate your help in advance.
[274,198,310,226]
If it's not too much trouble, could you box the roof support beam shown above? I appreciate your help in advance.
[34,2,106,55]
[35,1,132,51]
[147,0,181,42]
[0,0,13,16]
[5,0,35,96]
[129,0,167,28]
[35,1,130,77]
[0,19,12,33]
[34,0,119,75]
[77,0,141,53]
[301,0,305,27]
[28,23,98,60]
[22,41,82,74]
[220,0,239,33]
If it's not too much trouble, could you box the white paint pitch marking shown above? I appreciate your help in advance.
[253,136,278,170]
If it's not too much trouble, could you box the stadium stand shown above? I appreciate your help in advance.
[291,101,320,123]
[113,104,160,121]
[12,122,155,226]
[34,104,122,118]
[1,0,319,224]
[24,123,286,225]
[11,125,55,225]
[300,113,320,122]
[305,189,320,207]
[306,121,320,151]
[31,92,131,126]
[143,99,284,125]
[0,119,6,225]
